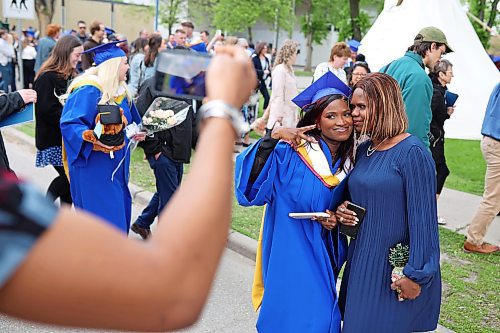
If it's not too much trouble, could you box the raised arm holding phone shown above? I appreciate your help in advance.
[0,46,256,332]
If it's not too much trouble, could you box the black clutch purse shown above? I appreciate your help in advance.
[97,104,122,125]
[339,202,366,239]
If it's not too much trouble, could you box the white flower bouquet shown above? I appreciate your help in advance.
[140,97,190,135]
[388,243,410,302]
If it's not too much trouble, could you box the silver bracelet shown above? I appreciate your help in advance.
[199,100,249,136]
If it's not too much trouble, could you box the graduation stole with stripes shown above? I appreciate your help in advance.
[295,140,348,188]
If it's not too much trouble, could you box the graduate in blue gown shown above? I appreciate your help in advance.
[60,41,143,233]
[235,72,354,333]
[335,73,441,333]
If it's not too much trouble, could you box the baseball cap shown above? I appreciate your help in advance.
[414,26,453,53]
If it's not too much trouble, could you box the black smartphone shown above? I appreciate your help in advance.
[154,49,211,101]
[339,202,366,239]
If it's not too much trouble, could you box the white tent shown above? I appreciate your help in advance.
[359,0,500,140]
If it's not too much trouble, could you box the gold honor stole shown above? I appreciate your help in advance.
[61,78,128,180]
[252,141,349,310]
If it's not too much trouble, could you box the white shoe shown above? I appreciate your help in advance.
[438,217,447,225]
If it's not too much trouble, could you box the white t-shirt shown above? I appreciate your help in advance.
[22,45,37,60]
[313,62,347,84]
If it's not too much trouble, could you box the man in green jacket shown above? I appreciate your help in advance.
[381,26,453,148]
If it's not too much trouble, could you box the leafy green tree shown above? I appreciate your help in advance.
[331,0,383,42]
[467,0,499,49]
[260,0,295,42]
[159,0,184,35]
[212,0,262,40]
[299,0,334,71]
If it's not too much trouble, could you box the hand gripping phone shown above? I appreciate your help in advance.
[339,202,366,239]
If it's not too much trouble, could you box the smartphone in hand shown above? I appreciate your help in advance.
[155,49,211,101]
[339,202,366,239]
[289,212,330,219]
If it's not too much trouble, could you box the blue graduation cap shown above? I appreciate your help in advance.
[347,39,360,52]
[82,40,126,66]
[104,27,116,35]
[292,71,351,109]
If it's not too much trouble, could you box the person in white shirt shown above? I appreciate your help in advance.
[21,34,37,88]
[313,42,351,84]
[0,30,15,92]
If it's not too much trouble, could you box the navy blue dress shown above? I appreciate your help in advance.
[339,136,441,333]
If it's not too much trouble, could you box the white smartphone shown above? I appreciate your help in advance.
[216,29,222,36]
[289,212,330,219]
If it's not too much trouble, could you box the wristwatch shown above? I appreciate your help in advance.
[199,100,249,136]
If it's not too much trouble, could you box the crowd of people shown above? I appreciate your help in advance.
[0,16,498,333]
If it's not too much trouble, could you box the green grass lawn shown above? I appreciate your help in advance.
[16,122,36,137]
[444,139,486,196]
[438,227,499,332]
[294,70,314,77]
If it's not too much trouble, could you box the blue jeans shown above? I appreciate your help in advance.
[135,154,183,229]
[0,63,12,92]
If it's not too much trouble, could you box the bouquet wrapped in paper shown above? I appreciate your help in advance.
[140,97,190,135]
[388,243,410,302]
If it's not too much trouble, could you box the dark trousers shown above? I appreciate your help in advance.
[135,154,183,229]
[430,139,450,195]
[10,62,16,92]
[47,165,72,205]
[258,80,270,109]
[0,63,12,92]
[23,59,35,89]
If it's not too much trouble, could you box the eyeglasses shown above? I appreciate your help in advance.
[79,26,86,30]
[352,73,367,77]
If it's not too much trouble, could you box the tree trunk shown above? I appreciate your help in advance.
[349,0,361,40]
[487,0,499,27]
[247,26,253,43]
[35,0,55,35]
[478,0,486,21]
[303,0,313,72]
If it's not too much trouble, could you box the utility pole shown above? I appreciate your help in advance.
[62,0,66,28]
[155,0,159,31]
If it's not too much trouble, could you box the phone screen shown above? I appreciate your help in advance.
[155,49,211,101]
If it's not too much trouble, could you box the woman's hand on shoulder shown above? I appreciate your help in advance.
[271,125,316,148]
[335,201,358,227]
[391,277,421,300]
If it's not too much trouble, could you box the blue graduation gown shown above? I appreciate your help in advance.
[235,140,348,333]
[60,85,142,233]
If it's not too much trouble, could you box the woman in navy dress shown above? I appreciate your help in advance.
[336,73,441,332]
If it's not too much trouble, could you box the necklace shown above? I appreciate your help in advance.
[366,138,388,157]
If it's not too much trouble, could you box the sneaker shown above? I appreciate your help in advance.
[463,241,499,254]
[437,217,447,225]
[131,222,151,240]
